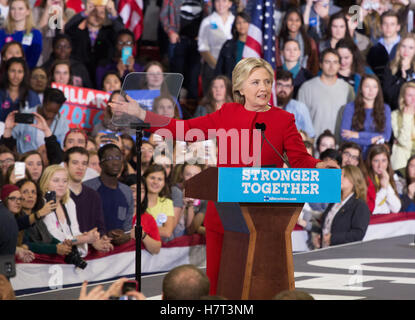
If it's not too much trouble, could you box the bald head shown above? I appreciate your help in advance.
[162,264,210,300]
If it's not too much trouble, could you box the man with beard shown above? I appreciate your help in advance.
[64,0,124,86]
[84,144,134,233]
[276,69,315,139]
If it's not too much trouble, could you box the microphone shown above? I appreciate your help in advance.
[255,122,291,168]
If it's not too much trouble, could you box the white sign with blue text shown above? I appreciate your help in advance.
[217,168,341,203]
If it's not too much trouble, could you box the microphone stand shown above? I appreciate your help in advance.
[130,122,150,291]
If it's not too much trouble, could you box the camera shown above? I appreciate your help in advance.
[0,255,16,279]
[64,246,87,269]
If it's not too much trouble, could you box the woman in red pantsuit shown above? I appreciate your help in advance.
[109,58,338,295]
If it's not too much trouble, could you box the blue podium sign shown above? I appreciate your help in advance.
[217,168,341,203]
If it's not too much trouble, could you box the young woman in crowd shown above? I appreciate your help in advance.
[315,129,336,158]
[20,150,43,183]
[391,82,415,171]
[318,11,353,53]
[16,178,73,256]
[0,0,42,68]
[193,75,233,118]
[365,144,402,214]
[0,57,40,121]
[312,165,370,248]
[49,60,72,86]
[140,61,183,118]
[102,71,122,93]
[382,34,415,111]
[215,11,250,80]
[340,74,392,158]
[0,40,24,77]
[278,39,313,98]
[143,164,174,241]
[126,176,161,254]
[276,6,319,75]
[1,184,35,262]
[152,95,180,119]
[170,163,206,241]
[39,165,100,257]
[335,38,373,93]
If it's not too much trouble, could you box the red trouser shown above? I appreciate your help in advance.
[205,227,224,295]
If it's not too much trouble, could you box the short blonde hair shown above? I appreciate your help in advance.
[5,0,35,35]
[232,58,274,105]
[39,165,70,204]
[398,81,415,112]
[342,165,367,201]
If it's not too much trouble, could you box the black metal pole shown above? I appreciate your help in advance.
[131,122,150,292]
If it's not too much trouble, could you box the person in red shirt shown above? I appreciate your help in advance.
[126,175,161,255]
[109,57,339,294]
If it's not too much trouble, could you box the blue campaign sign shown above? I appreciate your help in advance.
[217,168,341,203]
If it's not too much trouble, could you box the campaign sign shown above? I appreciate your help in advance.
[217,168,341,203]
[51,83,110,132]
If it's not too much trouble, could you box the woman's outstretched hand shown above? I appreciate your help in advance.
[108,95,146,121]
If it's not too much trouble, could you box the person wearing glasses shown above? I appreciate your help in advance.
[95,29,143,90]
[275,69,315,139]
[84,143,134,234]
[0,184,35,262]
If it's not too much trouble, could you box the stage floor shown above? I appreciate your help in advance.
[16,235,415,300]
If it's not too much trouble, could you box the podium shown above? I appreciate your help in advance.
[184,166,340,300]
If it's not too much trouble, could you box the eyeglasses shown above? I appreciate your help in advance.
[343,151,359,162]
[118,41,133,46]
[276,82,293,89]
[101,155,122,162]
[7,196,23,202]
[0,158,15,166]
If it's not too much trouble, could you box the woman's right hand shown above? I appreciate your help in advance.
[108,95,146,121]
[37,200,58,218]
[379,169,390,189]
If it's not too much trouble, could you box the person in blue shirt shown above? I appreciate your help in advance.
[3,87,69,154]
[0,0,42,69]
[275,69,315,139]
[340,74,392,159]
[0,57,40,121]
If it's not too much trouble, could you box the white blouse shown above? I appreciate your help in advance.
[197,11,235,60]
[372,185,401,215]
[42,198,88,257]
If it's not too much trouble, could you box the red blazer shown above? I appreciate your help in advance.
[145,103,320,233]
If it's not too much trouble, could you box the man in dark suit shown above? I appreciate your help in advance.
[64,0,124,87]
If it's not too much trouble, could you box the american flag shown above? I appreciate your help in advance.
[243,0,277,104]
[118,0,144,40]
